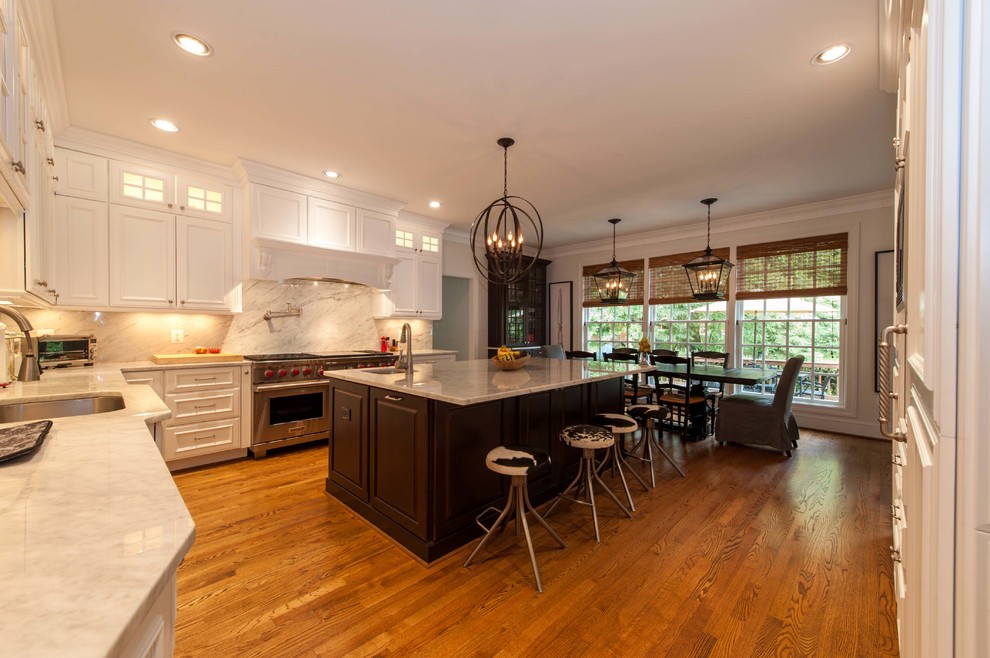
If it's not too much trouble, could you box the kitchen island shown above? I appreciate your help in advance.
[0,366,194,657]
[324,357,652,561]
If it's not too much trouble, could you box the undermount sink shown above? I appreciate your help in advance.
[0,394,126,423]
[364,367,414,375]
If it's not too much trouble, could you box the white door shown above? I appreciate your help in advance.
[109,206,175,308]
[884,1,958,655]
[175,175,233,223]
[176,217,230,311]
[51,196,109,306]
[109,161,174,212]
[417,257,442,318]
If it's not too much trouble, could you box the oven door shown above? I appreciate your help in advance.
[252,381,330,445]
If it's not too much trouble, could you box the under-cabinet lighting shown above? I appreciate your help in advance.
[172,33,213,57]
[150,118,179,133]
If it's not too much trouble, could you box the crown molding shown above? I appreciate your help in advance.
[56,127,239,183]
[234,159,405,215]
[397,210,450,232]
[543,190,894,259]
[20,0,70,134]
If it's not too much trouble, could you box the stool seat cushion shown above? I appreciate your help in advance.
[486,445,552,477]
[626,404,669,422]
[559,424,614,449]
[590,412,639,434]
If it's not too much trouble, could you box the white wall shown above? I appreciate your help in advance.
[542,192,894,439]
[442,230,487,359]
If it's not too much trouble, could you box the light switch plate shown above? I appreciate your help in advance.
[170,329,184,344]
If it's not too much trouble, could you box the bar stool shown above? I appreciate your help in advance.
[463,445,566,593]
[590,412,650,512]
[545,424,632,542]
[626,404,686,487]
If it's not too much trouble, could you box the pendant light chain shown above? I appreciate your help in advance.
[503,145,509,198]
[706,203,712,250]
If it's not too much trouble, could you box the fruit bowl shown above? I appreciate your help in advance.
[492,354,530,371]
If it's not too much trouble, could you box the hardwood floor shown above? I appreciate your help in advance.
[171,430,898,657]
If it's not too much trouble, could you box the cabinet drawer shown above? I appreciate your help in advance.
[163,418,240,460]
[122,369,164,399]
[164,366,239,393]
[164,388,239,425]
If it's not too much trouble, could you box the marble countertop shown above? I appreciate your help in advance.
[0,366,194,657]
[108,348,458,371]
[324,357,653,405]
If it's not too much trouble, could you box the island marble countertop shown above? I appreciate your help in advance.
[324,357,654,405]
[0,366,194,658]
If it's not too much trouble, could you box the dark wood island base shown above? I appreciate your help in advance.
[325,377,623,562]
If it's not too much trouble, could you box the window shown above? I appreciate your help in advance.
[651,301,727,353]
[395,229,414,249]
[648,249,730,355]
[422,235,440,253]
[582,258,644,355]
[122,172,165,203]
[187,186,224,214]
[736,233,847,404]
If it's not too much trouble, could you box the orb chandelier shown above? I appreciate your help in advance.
[592,218,635,304]
[683,197,734,300]
[470,137,543,284]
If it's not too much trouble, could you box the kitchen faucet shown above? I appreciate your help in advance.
[396,323,413,382]
[0,306,41,381]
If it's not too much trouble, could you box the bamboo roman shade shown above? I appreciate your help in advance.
[648,248,730,305]
[735,233,848,300]
[582,259,644,307]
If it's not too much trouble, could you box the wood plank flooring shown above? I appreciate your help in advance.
[171,430,898,657]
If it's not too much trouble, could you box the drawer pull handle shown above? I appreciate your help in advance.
[890,546,901,563]
[194,377,217,381]
[194,434,216,441]
[384,395,404,401]
[194,403,216,409]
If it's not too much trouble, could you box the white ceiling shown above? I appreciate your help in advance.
[49,0,895,248]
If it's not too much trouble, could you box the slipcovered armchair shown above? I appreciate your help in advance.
[715,355,804,456]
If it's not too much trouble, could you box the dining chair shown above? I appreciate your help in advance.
[715,355,804,456]
[540,344,566,360]
[648,355,707,440]
[603,351,652,406]
[648,348,678,360]
[565,350,597,361]
[691,350,730,436]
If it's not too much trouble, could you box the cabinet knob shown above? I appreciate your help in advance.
[11,161,24,174]
[168,299,174,304]
[167,203,174,208]
[52,175,59,182]
[180,300,186,304]
[179,205,185,211]
[46,157,54,166]
[35,279,47,288]
[35,120,45,132]
[890,546,901,563]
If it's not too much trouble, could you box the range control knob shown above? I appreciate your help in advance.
[303,367,312,375]
[318,368,324,376]
[264,369,275,379]
[291,368,300,376]
[277,368,287,378]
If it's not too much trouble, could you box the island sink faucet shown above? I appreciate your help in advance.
[0,306,41,381]
[396,322,414,382]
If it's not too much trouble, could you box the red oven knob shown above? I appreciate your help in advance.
[277,368,287,378]
[318,368,324,375]
[291,368,300,376]
[264,369,275,379]
[303,367,312,375]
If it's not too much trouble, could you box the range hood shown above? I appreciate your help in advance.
[251,237,399,290]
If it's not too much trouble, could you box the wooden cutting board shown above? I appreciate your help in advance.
[151,353,244,365]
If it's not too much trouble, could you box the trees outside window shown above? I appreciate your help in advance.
[651,301,727,355]
[585,305,644,357]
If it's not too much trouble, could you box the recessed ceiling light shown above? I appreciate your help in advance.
[428,201,441,209]
[323,170,340,179]
[150,118,179,133]
[812,43,852,66]
[172,33,213,57]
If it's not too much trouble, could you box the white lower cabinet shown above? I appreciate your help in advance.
[52,195,110,306]
[109,206,231,311]
[118,572,175,658]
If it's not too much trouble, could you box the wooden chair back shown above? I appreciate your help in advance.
[565,350,597,361]
[691,350,730,394]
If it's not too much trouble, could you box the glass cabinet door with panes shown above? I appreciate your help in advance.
[487,257,550,357]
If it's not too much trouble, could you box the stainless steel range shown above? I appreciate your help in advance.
[246,351,397,458]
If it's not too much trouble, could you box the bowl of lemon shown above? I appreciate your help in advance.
[492,346,530,371]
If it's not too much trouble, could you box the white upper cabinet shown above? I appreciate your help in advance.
[308,195,355,250]
[393,220,442,258]
[110,161,233,223]
[176,216,231,311]
[52,195,109,307]
[373,215,446,319]
[252,184,307,242]
[109,205,176,308]
[55,148,108,201]
[356,208,395,257]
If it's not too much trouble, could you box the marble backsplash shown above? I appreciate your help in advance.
[13,280,433,362]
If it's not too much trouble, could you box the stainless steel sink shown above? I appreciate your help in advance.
[0,394,126,422]
[364,368,414,375]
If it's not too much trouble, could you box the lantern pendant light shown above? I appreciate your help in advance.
[469,137,544,285]
[684,197,734,300]
[593,218,635,304]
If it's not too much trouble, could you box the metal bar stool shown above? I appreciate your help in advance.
[545,424,632,542]
[626,404,686,486]
[463,445,566,593]
[589,412,650,511]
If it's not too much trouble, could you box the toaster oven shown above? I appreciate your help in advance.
[37,335,97,369]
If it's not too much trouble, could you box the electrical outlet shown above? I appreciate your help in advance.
[170,329,184,344]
